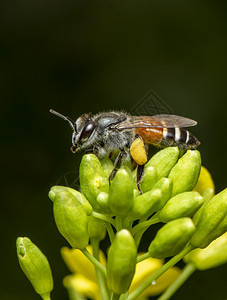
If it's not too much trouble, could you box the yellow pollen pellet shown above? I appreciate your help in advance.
[130,138,147,165]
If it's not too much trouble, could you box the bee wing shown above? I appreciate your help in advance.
[111,115,197,130]
[151,114,197,127]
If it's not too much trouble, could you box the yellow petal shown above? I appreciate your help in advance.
[184,232,227,270]
[140,266,181,297]
[129,255,181,298]
[194,166,215,197]
[129,256,163,292]
[63,274,101,300]
[61,245,106,282]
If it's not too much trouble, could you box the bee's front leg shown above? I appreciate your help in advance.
[109,150,126,181]
[85,143,105,156]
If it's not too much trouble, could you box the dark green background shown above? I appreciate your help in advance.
[1,1,227,299]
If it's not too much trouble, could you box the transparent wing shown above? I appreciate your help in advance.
[112,115,197,130]
[151,114,197,127]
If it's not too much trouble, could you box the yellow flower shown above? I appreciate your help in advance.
[194,166,215,197]
[129,256,181,299]
[61,247,181,299]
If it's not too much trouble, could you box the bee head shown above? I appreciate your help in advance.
[49,109,95,153]
[71,113,95,152]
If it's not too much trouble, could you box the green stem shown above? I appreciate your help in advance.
[122,216,133,230]
[128,244,194,300]
[136,252,150,263]
[66,285,86,300]
[131,216,159,236]
[115,216,123,231]
[82,248,107,277]
[157,263,196,300]
[91,239,110,300]
[119,292,128,300]
[41,294,51,300]
[92,211,116,227]
[105,222,115,243]
[111,292,120,300]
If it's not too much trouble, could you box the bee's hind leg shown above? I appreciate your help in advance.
[130,137,148,194]
[136,164,145,195]
[109,150,126,181]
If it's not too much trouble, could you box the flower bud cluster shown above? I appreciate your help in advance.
[17,147,227,300]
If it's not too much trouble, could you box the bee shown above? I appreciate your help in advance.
[50,109,200,193]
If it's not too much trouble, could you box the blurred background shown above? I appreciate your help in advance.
[1,0,227,299]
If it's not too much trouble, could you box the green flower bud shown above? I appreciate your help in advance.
[158,191,204,223]
[131,189,162,219]
[100,157,114,178]
[192,189,213,225]
[79,154,109,210]
[140,166,158,193]
[107,229,137,294]
[96,192,111,213]
[62,186,93,215]
[109,167,134,216]
[190,188,227,249]
[49,186,89,249]
[146,147,179,180]
[148,218,195,258]
[168,150,201,196]
[184,233,227,270]
[16,237,53,300]
[133,188,141,198]
[152,177,173,205]
[88,216,106,241]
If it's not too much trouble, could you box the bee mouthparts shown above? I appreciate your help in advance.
[70,145,78,153]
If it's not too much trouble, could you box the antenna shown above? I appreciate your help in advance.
[49,109,77,132]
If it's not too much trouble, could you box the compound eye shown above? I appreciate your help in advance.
[80,121,95,141]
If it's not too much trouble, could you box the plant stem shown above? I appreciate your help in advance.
[122,216,133,230]
[131,217,159,236]
[105,222,115,243]
[115,216,123,231]
[128,244,194,300]
[41,294,51,300]
[157,263,196,300]
[119,292,128,300]
[136,252,150,263]
[66,284,86,300]
[91,239,110,300]
[82,248,107,277]
[92,211,116,227]
[111,292,120,300]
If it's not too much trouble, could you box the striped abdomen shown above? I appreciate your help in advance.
[161,127,200,149]
[135,127,200,149]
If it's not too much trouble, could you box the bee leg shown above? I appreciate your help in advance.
[136,164,144,195]
[85,144,104,156]
[85,148,94,154]
[109,150,126,181]
[130,137,148,194]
